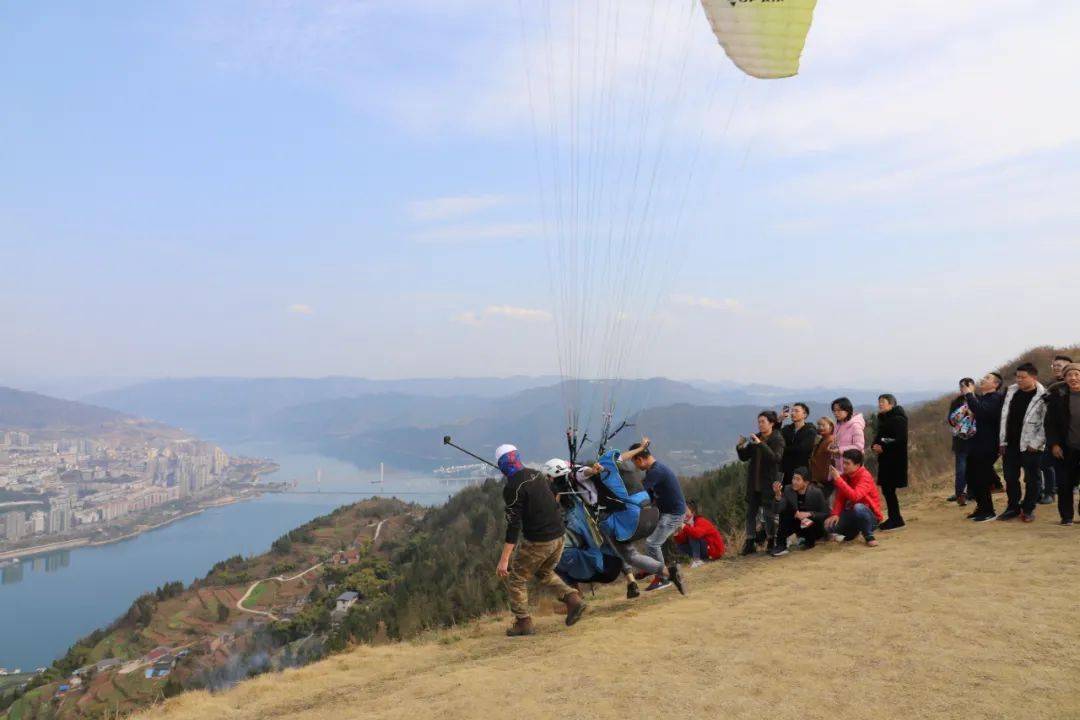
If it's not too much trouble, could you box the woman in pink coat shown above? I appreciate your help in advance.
[831,396,866,471]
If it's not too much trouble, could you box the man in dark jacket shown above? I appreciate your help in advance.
[737,410,786,556]
[947,379,976,505]
[780,402,819,485]
[770,467,829,556]
[494,444,586,636]
[963,373,1007,521]
[873,394,909,531]
[1040,355,1074,505]
[1045,363,1080,525]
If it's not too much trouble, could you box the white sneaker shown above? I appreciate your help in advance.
[689,559,705,569]
[830,533,845,543]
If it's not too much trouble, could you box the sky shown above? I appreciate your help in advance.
[2,0,1078,393]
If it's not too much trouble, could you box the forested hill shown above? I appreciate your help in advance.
[0,386,129,431]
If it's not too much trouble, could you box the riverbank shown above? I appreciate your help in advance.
[0,538,90,563]
[0,493,261,563]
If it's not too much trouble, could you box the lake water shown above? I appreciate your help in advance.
[0,445,460,671]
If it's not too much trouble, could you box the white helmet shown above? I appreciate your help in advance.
[494,444,518,463]
[543,458,571,479]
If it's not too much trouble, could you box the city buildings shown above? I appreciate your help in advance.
[0,430,238,549]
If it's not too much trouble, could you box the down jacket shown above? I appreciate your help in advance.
[999,383,1048,451]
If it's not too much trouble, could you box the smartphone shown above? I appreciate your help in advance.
[782,405,791,414]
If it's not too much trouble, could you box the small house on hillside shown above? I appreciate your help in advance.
[335,591,359,613]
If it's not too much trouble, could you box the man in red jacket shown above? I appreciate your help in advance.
[673,500,725,567]
[824,449,883,547]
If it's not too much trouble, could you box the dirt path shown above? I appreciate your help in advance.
[235,562,324,620]
[234,520,385,620]
[138,490,1080,720]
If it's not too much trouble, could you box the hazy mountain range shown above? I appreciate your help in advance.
[73,376,938,475]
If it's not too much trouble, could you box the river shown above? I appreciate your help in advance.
[0,445,462,671]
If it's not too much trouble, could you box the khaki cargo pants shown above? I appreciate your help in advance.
[506,537,573,619]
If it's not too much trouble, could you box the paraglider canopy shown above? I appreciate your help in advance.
[700,0,818,79]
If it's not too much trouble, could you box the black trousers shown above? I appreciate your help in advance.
[777,511,824,546]
[1057,449,1080,522]
[966,451,1000,515]
[1002,446,1041,515]
[880,485,903,523]
[745,491,776,541]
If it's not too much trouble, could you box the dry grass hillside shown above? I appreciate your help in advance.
[137,343,1080,720]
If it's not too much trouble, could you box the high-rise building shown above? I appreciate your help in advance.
[3,511,26,542]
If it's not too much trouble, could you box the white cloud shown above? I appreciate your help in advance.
[287,304,314,316]
[410,222,539,244]
[774,315,812,332]
[452,311,482,327]
[453,305,552,326]
[485,305,551,321]
[672,294,745,313]
[407,195,509,222]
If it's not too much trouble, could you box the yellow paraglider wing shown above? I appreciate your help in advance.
[700,0,818,79]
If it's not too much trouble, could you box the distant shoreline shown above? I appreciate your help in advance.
[0,493,260,563]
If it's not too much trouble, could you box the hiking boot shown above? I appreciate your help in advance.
[626,581,640,599]
[957,493,968,507]
[740,539,756,556]
[645,576,672,592]
[769,545,789,557]
[563,592,586,627]
[506,617,535,637]
[997,509,1021,521]
[668,565,687,596]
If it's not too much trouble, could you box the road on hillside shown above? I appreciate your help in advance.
[235,519,388,620]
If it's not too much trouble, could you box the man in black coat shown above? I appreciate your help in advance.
[873,394,909,531]
[947,378,975,505]
[963,373,1007,521]
[770,467,830,556]
[1045,363,1080,525]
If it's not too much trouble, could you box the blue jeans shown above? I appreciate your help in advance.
[1041,449,1059,498]
[954,449,968,496]
[677,538,708,561]
[645,512,684,568]
[836,503,878,541]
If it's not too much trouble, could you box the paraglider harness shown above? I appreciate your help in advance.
[556,424,660,583]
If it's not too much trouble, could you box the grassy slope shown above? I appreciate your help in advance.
[136,487,1080,720]
[136,344,1080,720]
